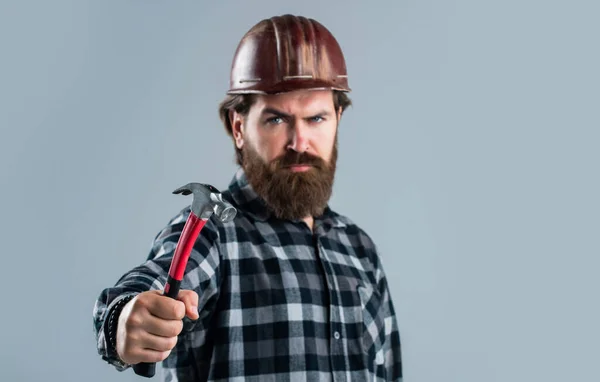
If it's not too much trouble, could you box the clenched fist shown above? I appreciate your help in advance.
[115,290,199,365]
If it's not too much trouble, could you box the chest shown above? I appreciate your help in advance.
[217,226,378,326]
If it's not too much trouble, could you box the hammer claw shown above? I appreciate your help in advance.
[172,182,237,222]
[172,184,193,195]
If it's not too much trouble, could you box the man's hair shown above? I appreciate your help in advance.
[218,91,352,166]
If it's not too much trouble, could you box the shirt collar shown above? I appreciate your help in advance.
[225,167,347,230]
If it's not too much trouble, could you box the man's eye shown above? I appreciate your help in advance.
[266,116,284,125]
[310,116,324,123]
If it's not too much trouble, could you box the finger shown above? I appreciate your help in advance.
[140,312,184,338]
[176,290,199,320]
[128,348,172,364]
[138,331,179,353]
[146,294,186,320]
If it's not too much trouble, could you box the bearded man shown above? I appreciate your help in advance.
[93,14,403,382]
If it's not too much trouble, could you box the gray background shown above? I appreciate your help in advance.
[1,0,598,381]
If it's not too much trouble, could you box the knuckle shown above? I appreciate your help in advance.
[184,290,197,301]
[162,323,176,338]
[157,340,170,352]
[128,331,141,343]
[122,334,139,354]
[168,336,178,349]
[131,295,147,309]
[173,302,185,319]
[153,350,171,363]
[135,291,156,310]
[124,318,135,331]
[124,314,142,331]
[172,320,184,336]
[129,302,147,318]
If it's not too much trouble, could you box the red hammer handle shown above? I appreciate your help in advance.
[164,213,208,297]
[133,212,207,378]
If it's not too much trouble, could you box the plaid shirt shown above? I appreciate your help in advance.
[93,168,403,381]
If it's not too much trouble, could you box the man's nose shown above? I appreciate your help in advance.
[287,123,310,153]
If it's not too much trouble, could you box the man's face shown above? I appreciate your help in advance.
[231,89,341,220]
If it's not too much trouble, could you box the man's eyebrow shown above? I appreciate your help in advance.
[306,110,333,118]
[261,107,291,118]
[261,108,334,118]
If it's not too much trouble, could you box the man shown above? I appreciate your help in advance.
[93,14,403,381]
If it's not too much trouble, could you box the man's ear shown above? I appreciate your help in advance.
[230,110,244,149]
[337,106,343,121]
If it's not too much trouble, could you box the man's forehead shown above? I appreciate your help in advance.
[255,90,335,113]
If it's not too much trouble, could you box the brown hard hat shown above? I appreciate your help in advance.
[227,14,350,95]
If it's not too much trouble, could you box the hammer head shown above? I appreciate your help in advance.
[173,183,237,222]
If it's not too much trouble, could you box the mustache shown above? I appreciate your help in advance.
[271,150,327,169]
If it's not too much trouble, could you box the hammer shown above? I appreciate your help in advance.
[133,183,237,378]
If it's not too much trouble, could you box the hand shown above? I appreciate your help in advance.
[115,290,199,365]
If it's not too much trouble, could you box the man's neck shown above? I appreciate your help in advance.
[302,216,314,231]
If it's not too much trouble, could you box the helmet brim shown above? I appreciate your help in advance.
[227,78,351,95]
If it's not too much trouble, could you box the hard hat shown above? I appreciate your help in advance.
[227,14,351,95]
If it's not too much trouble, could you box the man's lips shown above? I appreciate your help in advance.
[284,164,313,172]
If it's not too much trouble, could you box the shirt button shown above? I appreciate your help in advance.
[334,331,341,340]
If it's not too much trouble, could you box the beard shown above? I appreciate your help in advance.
[241,139,338,221]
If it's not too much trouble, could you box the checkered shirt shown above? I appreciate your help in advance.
[93,168,403,381]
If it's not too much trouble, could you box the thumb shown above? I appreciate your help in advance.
[176,290,199,320]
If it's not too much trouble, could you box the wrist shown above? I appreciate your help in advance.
[106,294,136,364]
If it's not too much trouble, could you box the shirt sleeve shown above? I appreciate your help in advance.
[92,208,222,371]
[375,262,403,381]
[355,224,404,381]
